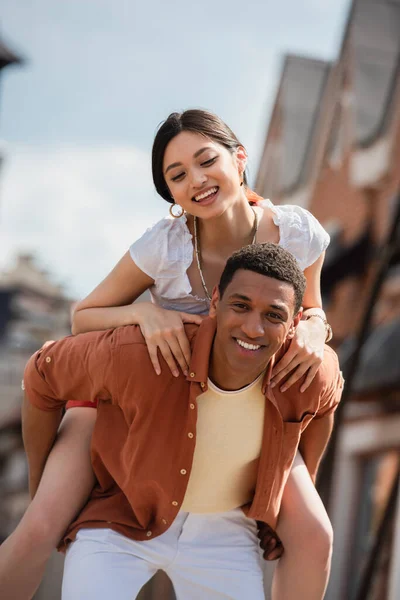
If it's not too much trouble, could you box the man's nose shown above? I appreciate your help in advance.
[241,314,264,339]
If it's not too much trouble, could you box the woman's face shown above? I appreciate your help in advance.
[163,131,247,219]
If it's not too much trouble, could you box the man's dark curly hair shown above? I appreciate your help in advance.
[218,243,306,314]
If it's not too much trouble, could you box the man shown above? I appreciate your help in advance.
[22,243,342,599]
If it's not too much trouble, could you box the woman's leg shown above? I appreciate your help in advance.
[0,408,97,600]
[272,452,333,600]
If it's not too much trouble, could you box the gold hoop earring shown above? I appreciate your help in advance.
[169,203,185,219]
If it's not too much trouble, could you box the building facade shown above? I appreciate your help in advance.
[255,1,400,598]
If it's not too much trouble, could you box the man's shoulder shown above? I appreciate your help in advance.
[113,324,147,347]
[113,322,201,349]
[184,323,201,346]
[313,345,340,393]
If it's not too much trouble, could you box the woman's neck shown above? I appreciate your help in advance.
[196,193,257,256]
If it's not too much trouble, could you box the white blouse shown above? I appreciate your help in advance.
[129,199,330,316]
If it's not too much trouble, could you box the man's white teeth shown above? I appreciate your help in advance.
[236,339,261,351]
[193,187,218,202]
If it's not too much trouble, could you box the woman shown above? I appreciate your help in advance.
[0,109,333,600]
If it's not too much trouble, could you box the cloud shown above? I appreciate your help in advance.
[0,142,167,298]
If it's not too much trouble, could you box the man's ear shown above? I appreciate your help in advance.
[286,308,302,339]
[209,285,220,318]
[236,146,248,175]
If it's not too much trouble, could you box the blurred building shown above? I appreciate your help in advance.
[256,1,400,598]
[0,255,73,598]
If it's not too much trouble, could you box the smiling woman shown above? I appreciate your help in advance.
[0,109,338,600]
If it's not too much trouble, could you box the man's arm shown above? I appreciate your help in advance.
[21,392,63,497]
[21,330,116,494]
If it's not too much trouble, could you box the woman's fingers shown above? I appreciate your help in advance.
[155,339,180,377]
[176,329,192,374]
[279,363,312,392]
[270,355,300,387]
[179,312,204,325]
[300,362,320,392]
[147,333,189,377]
[141,308,202,378]
[146,341,162,376]
[163,331,189,375]
[271,347,299,380]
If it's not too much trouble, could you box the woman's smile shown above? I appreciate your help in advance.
[192,186,219,205]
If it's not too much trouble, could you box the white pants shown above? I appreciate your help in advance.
[62,509,265,600]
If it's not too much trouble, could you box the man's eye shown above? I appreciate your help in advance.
[233,303,248,310]
[171,172,185,182]
[267,313,282,320]
[201,157,217,167]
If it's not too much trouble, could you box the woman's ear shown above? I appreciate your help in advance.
[235,146,248,175]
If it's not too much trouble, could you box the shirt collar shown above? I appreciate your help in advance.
[187,317,217,384]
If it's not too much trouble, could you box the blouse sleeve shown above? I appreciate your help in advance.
[270,203,330,271]
[129,216,194,298]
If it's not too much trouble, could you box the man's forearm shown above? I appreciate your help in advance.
[21,393,63,497]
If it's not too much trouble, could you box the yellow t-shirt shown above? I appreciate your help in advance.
[181,372,266,513]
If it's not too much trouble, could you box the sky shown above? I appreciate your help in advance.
[0,0,349,298]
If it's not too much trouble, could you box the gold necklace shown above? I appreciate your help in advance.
[194,206,259,302]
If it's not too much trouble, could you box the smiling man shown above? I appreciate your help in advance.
[22,243,342,600]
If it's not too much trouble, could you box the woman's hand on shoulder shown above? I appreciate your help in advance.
[135,303,204,377]
[270,317,326,393]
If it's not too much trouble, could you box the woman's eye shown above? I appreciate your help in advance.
[201,157,217,167]
[171,172,185,182]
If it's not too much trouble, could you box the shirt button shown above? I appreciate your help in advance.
[189,372,195,378]
[190,403,195,410]
[161,518,168,525]
[45,356,52,363]
[146,531,152,537]
[172,501,179,506]
[180,469,187,475]
[188,432,194,439]
[21,380,25,391]
[200,382,205,388]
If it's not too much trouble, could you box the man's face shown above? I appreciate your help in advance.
[209,269,301,387]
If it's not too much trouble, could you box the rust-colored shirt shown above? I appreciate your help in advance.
[23,317,342,549]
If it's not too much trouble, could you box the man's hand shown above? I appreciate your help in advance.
[257,521,284,560]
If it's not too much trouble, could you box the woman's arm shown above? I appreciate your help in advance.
[301,252,325,310]
[71,252,155,335]
[271,253,328,391]
[72,252,203,375]
[298,413,334,484]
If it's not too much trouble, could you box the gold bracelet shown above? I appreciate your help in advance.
[304,313,333,343]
